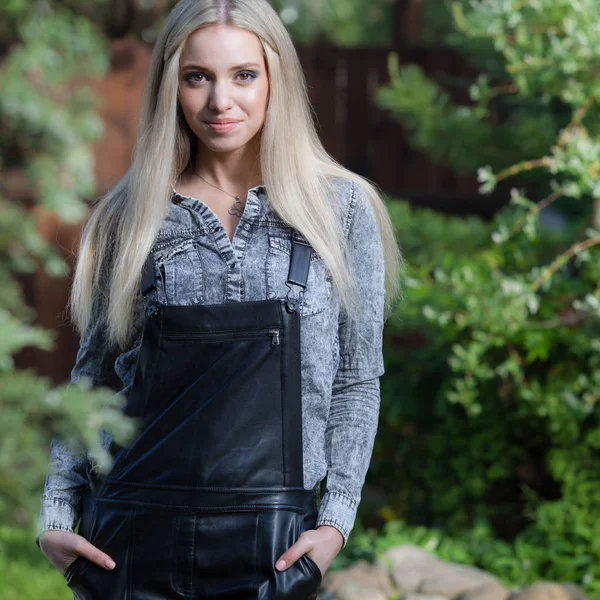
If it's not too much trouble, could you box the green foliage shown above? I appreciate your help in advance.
[0,1,133,528]
[371,196,600,590]
[0,4,108,222]
[0,525,71,599]
[368,1,600,592]
[377,0,600,179]
[376,58,559,175]
[452,0,600,105]
[270,0,396,47]
[1,374,137,522]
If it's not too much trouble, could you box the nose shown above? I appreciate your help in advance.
[208,80,234,112]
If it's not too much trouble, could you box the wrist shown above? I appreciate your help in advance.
[316,524,344,550]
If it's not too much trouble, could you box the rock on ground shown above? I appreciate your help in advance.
[381,545,502,597]
[322,559,395,599]
[560,583,590,600]
[319,545,591,600]
[330,581,389,600]
[457,584,510,600]
[509,582,586,600]
[404,595,448,600]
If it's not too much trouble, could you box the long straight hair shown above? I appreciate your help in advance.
[70,0,403,351]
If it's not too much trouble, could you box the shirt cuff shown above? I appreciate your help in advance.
[35,496,79,548]
[315,489,357,549]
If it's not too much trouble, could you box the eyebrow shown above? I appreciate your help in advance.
[181,62,262,73]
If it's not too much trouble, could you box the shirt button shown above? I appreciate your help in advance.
[243,223,251,231]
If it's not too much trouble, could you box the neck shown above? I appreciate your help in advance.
[191,139,262,192]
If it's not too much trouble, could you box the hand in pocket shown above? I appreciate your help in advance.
[274,524,344,579]
[38,530,116,575]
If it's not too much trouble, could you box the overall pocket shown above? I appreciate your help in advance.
[63,487,98,585]
[119,326,285,489]
[66,501,134,599]
[128,506,194,599]
[257,508,321,600]
[294,510,323,587]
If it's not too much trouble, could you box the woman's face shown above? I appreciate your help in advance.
[178,24,270,155]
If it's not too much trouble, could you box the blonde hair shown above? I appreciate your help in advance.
[71,0,402,351]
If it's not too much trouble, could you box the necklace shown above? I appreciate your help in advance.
[191,167,245,217]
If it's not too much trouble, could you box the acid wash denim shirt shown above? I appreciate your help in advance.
[37,176,386,549]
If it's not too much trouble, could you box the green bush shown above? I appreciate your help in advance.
[363,1,600,592]
[0,0,136,529]
[0,525,69,600]
[358,197,600,594]
[366,193,600,591]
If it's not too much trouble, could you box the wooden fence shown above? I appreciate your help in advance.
[297,44,498,216]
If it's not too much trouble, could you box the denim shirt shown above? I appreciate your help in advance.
[37,177,386,548]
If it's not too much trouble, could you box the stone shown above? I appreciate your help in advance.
[509,583,572,600]
[419,561,502,598]
[560,583,589,600]
[378,545,440,593]
[404,595,448,600]
[458,584,510,600]
[332,582,389,600]
[322,560,395,598]
[380,544,501,598]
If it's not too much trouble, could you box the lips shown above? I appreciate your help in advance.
[205,120,241,133]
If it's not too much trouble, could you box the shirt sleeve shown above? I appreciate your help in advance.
[36,290,117,547]
[315,180,386,547]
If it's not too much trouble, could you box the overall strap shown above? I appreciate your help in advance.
[285,230,313,313]
[141,253,156,297]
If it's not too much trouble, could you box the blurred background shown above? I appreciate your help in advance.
[2,0,600,598]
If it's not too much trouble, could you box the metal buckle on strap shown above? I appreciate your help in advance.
[285,283,305,314]
[285,231,313,313]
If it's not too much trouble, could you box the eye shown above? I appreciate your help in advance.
[238,71,257,82]
[184,72,207,84]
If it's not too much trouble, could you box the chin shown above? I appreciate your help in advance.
[199,135,258,154]
[200,141,247,153]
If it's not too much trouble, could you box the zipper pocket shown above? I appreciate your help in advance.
[162,328,281,347]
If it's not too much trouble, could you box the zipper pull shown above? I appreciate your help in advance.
[146,304,159,318]
[268,329,280,346]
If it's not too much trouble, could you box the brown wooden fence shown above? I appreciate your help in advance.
[297,44,494,215]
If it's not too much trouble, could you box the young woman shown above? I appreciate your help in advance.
[37,0,401,598]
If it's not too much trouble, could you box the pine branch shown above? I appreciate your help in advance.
[495,157,554,184]
[532,236,600,291]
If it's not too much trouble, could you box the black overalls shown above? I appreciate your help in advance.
[64,232,324,600]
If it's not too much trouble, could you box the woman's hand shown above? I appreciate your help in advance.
[275,524,344,578]
[38,530,116,576]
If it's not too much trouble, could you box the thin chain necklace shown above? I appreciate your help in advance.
[191,167,245,217]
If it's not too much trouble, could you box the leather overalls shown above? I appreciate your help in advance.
[64,231,324,599]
